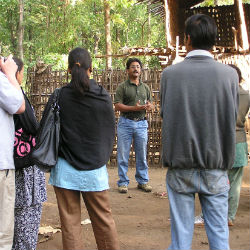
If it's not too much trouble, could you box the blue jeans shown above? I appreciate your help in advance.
[117,116,149,187]
[166,168,230,250]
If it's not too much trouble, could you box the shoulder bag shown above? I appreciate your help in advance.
[32,88,61,172]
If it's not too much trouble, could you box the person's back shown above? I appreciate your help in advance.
[161,56,238,170]
[58,79,115,170]
[160,14,238,250]
[48,47,119,250]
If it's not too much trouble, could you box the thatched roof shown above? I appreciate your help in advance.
[137,0,205,16]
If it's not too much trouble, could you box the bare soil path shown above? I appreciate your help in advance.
[37,167,250,250]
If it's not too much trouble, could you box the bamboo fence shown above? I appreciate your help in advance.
[26,53,250,167]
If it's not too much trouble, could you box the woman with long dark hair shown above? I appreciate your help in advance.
[49,47,119,250]
[12,57,47,250]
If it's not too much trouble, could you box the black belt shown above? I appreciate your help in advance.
[124,117,146,121]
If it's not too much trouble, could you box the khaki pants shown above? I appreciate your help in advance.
[54,187,120,250]
[0,170,15,250]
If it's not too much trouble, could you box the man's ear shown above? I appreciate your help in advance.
[184,34,192,46]
[184,34,192,52]
[67,68,71,74]
[186,35,192,46]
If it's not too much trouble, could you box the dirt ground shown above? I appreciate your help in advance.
[37,166,250,250]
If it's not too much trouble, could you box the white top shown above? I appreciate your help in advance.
[0,71,23,170]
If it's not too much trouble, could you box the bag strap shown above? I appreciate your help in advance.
[51,88,62,112]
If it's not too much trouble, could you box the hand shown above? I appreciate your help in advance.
[0,55,18,79]
[135,100,146,111]
[145,101,154,111]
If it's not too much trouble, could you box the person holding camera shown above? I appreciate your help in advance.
[0,55,25,250]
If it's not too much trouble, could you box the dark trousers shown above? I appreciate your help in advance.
[54,186,120,250]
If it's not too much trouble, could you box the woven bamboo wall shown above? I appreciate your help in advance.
[26,67,162,167]
[27,66,68,121]
[180,4,250,47]
[26,54,250,167]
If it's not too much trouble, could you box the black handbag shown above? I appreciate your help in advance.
[32,88,61,172]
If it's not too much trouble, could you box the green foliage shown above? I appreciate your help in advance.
[1,0,250,69]
[42,53,68,70]
[0,0,165,69]
[1,0,250,70]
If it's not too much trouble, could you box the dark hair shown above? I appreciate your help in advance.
[13,57,24,74]
[68,47,92,94]
[126,58,142,69]
[185,14,217,50]
[228,64,242,82]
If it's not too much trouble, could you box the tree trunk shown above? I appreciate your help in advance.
[116,27,120,44]
[7,10,16,51]
[104,0,112,69]
[148,8,151,47]
[28,27,33,62]
[234,0,249,50]
[163,0,171,47]
[94,34,101,55]
[18,0,24,60]
[27,5,33,62]
[214,0,218,5]
[126,29,128,45]
[164,0,179,47]
[141,19,148,45]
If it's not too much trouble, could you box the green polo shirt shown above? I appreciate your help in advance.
[114,79,152,120]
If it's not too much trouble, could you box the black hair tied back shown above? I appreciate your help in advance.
[68,47,92,94]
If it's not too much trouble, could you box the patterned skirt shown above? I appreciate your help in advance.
[12,166,47,250]
[12,204,42,250]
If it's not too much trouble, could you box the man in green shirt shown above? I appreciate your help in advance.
[114,58,154,193]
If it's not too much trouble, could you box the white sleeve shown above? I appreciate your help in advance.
[0,72,23,114]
